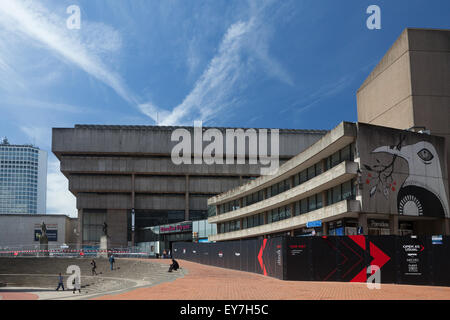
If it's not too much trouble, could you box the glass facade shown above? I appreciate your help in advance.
[0,143,40,214]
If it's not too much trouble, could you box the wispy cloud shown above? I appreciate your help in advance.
[20,125,51,148]
[46,160,77,217]
[0,0,134,104]
[139,0,294,125]
[4,96,91,114]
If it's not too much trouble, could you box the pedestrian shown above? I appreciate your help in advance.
[163,249,167,259]
[55,273,64,291]
[109,254,115,270]
[72,277,81,294]
[168,259,179,273]
[91,259,97,275]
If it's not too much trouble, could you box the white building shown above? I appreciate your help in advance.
[0,138,47,214]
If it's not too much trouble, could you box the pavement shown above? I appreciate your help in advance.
[95,259,450,300]
[2,258,450,300]
[0,257,186,300]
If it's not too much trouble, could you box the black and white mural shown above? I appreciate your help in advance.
[358,123,449,218]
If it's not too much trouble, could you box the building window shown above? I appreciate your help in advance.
[315,162,323,176]
[341,144,351,162]
[285,205,291,219]
[300,199,308,214]
[294,201,300,216]
[308,195,317,211]
[270,208,279,223]
[307,165,315,180]
[299,170,307,183]
[316,194,323,209]
[331,151,340,167]
[294,174,300,186]
[342,180,353,200]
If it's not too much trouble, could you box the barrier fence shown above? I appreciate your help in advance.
[173,235,450,286]
[0,243,151,258]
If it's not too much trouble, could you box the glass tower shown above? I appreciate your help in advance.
[0,138,47,214]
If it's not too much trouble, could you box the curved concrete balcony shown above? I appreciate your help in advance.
[208,160,359,224]
[209,199,361,241]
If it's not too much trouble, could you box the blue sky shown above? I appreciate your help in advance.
[0,0,449,216]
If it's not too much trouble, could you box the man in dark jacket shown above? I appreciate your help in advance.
[91,259,98,275]
[168,259,179,272]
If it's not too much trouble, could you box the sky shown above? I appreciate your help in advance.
[0,0,449,217]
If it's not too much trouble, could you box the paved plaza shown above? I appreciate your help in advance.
[1,258,450,300]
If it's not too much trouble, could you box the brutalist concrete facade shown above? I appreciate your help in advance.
[52,125,326,248]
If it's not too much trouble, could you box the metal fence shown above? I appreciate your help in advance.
[0,243,152,258]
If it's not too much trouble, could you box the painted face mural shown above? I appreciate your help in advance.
[364,139,449,218]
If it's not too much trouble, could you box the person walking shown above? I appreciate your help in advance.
[55,273,64,291]
[72,277,81,294]
[109,254,115,270]
[91,259,97,275]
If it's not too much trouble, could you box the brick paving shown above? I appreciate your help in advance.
[0,292,38,300]
[95,259,450,300]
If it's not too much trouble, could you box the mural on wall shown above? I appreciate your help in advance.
[363,134,449,218]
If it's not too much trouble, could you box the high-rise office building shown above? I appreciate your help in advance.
[0,137,47,214]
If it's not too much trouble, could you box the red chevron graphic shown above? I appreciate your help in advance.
[349,235,366,250]
[370,242,390,270]
[258,239,267,276]
[349,238,390,283]
[341,239,364,278]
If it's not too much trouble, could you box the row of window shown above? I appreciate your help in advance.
[217,179,356,234]
[217,143,355,215]
[0,147,39,152]
[0,161,38,165]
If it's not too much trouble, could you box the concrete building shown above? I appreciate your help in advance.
[0,138,47,214]
[357,28,450,190]
[207,122,450,241]
[0,214,77,249]
[52,125,326,248]
[208,28,450,241]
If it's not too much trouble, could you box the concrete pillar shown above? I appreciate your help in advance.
[358,213,368,235]
[322,221,328,235]
[185,175,189,221]
[131,174,135,246]
[443,218,450,235]
[131,174,135,208]
[77,209,83,249]
[390,214,399,235]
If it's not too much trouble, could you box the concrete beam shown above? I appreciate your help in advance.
[208,161,358,223]
[209,199,361,241]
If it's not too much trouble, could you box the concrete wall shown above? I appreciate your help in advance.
[0,214,75,248]
[53,125,326,159]
[53,125,326,247]
[356,28,450,196]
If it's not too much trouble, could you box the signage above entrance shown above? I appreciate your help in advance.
[306,220,322,228]
[160,221,192,234]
